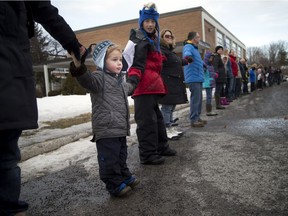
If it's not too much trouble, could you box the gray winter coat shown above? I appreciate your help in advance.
[76,71,134,141]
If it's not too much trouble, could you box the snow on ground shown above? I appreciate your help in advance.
[37,90,195,122]
[20,90,195,180]
[20,94,137,181]
[37,94,135,122]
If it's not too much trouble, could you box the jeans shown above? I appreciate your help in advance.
[231,77,236,99]
[226,77,234,99]
[188,82,203,123]
[205,88,213,105]
[161,104,176,127]
[0,129,28,215]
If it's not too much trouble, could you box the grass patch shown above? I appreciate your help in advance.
[42,113,91,129]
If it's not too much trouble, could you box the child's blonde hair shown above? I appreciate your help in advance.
[106,44,122,59]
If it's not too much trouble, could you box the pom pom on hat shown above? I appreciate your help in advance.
[138,2,159,29]
[92,40,113,70]
[215,45,223,53]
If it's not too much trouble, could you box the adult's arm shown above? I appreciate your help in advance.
[27,1,81,59]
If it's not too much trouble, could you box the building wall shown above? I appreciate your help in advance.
[204,20,216,51]
[75,10,203,51]
[159,10,203,43]
[75,7,245,58]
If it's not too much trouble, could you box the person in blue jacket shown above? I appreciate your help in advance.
[183,32,207,127]
[249,64,257,92]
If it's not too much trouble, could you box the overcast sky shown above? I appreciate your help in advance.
[51,0,288,48]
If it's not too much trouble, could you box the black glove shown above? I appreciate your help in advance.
[69,61,87,77]
[126,75,139,87]
[185,56,193,63]
[63,38,82,61]
[182,56,193,66]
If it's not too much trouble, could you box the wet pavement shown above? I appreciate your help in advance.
[20,82,288,216]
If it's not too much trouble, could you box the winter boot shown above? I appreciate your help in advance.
[166,127,180,140]
[215,95,225,110]
[171,126,184,136]
[220,97,230,105]
[206,104,218,116]
[124,176,140,189]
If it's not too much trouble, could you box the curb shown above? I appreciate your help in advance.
[20,103,190,162]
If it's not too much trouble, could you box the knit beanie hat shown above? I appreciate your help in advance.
[215,45,223,53]
[92,40,113,70]
[138,2,159,30]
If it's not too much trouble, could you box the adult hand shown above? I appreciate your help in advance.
[63,38,83,61]
[185,56,193,63]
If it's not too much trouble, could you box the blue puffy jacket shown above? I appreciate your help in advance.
[182,41,204,83]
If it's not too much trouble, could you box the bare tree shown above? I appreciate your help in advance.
[247,40,288,69]
[247,46,265,65]
[47,40,67,59]
[30,23,50,64]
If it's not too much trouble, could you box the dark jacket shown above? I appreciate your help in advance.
[74,68,135,141]
[0,1,78,130]
[213,53,227,83]
[238,62,247,82]
[158,43,188,105]
[127,28,167,97]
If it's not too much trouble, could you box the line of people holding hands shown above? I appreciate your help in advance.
[1,1,262,215]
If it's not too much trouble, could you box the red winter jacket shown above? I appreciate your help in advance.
[127,29,167,97]
[229,54,238,77]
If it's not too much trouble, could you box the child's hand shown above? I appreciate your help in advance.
[69,46,87,77]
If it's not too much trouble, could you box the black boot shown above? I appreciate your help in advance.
[215,95,225,110]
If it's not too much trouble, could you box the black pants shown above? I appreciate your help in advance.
[242,81,248,93]
[0,129,29,215]
[251,82,256,92]
[96,137,132,194]
[257,80,263,89]
[134,94,169,162]
[215,82,224,97]
[235,78,242,97]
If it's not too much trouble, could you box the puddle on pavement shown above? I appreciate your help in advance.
[232,118,288,138]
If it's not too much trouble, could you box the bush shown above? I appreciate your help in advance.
[62,73,86,95]
[73,86,87,95]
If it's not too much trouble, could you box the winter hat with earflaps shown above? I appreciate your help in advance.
[138,2,159,31]
[92,40,113,70]
[138,2,160,52]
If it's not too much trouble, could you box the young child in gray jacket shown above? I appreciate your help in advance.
[69,40,139,197]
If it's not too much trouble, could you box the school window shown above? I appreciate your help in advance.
[225,37,231,50]
[237,46,242,57]
[216,31,224,46]
[232,42,237,52]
